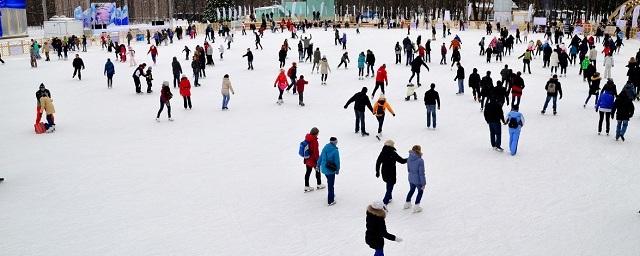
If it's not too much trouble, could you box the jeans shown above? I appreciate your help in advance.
[133,76,141,93]
[457,79,464,93]
[585,93,599,106]
[326,174,335,204]
[426,105,437,128]
[616,120,629,137]
[376,115,385,133]
[509,127,521,155]
[405,183,424,204]
[287,76,297,93]
[372,81,385,96]
[222,94,230,108]
[173,74,180,88]
[355,110,366,134]
[305,165,322,186]
[192,68,199,85]
[542,96,557,112]
[382,182,394,204]
[488,122,502,147]
[374,248,384,256]
[156,100,171,118]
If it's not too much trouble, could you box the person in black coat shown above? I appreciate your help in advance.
[484,101,506,151]
[365,50,376,77]
[278,47,287,68]
[480,71,494,110]
[541,75,563,115]
[242,48,254,70]
[375,140,407,205]
[72,54,85,80]
[490,80,509,106]
[409,56,429,86]
[424,83,441,128]
[344,87,374,136]
[366,201,401,256]
[613,91,635,141]
[171,57,182,88]
[468,68,481,101]
[454,63,465,94]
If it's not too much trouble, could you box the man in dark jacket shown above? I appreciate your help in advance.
[613,91,635,141]
[366,201,401,255]
[424,83,441,128]
[469,68,481,101]
[344,87,374,136]
[132,63,147,93]
[409,56,429,86]
[454,63,465,94]
[480,71,494,110]
[484,101,506,151]
[500,65,511,87]
[35,83,52,124]
[375,140,407,205]
[171,57,182,88]
[541,75,563,115]
[72,54,85,80]
[490,80,509,106]
[365,50,376,77]
[242,48,254,70]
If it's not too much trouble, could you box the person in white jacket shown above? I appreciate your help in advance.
[221,74,235,110]
[128,46,137,67]
[589,47,598,66]
[603,55,614,79]
[550,50,559,74]
[218,44,225,60]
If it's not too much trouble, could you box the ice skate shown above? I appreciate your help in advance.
[403,202,412,210]
[413,205,423,213]
[328,201,336,206]
[316,184,326,190]
[304,186,315,193]
[168,118,174,121]
[155,118,160,122]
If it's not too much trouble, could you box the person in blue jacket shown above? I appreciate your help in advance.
[404,145,426,213]
[596,88,616,135]
[357,52,366,80]
[505,105,525,156]
[318,137,340,206]
[104,58,115,89]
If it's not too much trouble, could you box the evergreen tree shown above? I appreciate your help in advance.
[203,0,235,22]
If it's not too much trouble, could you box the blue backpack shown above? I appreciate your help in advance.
[299,140,310,159]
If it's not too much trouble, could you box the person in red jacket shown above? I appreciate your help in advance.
[156,81,174,121]
[148,45,158,65]
[179,74,192,109]
[303,127,325,192]
[296,75,308,106]
[274,69,289,105]
[372,64,388,98]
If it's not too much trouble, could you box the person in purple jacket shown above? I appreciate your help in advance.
[404,145,426,213]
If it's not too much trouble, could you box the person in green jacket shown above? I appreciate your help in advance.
[518,49,532,74]
[580,57,590,79]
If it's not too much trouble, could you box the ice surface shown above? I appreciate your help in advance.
[0,27,639,256]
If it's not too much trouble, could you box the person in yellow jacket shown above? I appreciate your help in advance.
[373,95,395,140]
[39,95,56,132]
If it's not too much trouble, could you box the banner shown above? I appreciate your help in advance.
[0,0,26,9]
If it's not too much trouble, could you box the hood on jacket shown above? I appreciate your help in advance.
[408,150,421,161]
[367,205,386,218]
[360,87,368,93]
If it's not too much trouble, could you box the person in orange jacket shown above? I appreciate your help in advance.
[372,95,395,140]
[179,74,192,109]
[274,69,289,105]
[372,64,388,98]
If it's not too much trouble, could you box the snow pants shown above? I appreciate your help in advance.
[509,127,521,155]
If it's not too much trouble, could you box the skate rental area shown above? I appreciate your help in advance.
[1,0,640,255]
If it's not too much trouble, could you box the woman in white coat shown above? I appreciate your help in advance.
[221,74,235,110]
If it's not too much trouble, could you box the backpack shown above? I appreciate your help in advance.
[287,67,293,77]
[508,117,520,128]
[298,140,310,159]
[547,82,557,93]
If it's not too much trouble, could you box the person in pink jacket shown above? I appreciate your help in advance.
[274,69,289,105]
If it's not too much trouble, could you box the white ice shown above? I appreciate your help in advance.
[0,26,639,256]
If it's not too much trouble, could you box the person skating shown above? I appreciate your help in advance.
[596,87,615,135]
[182,46,191,60]
[39,93,56,132]
[469,68,481,101]
[319,56,331,85]
[614,91,635,141]
[278,46,287,68]
[372,64,388,98]
[296,75,308,106]
[104,58,115,89]
[345,87,374,136]
[286,62,298,93]
[439,43,447,65]
[404,145,426,213]
[365,50,376,77]
[490,81,509,107]
[541,75,563,115]
[147,45,158,65]
[409,56,429,87]
[508,72,525,106]
[301,127,324,192]
[72,54,85,80]
[484,100,506,151]
[479,71,494,110]
[505,105,524,156]
[132,63,147,93]
[312,48,321,73]
[220,74,235,110]
[171,57,182,88]
[35,84,51,124]
[190,55,202,87]
[454,63,465,94]
[156,81,173,121]
[318,137,340,206]
[423,83,441,129]
[366,201,402,256]
[357,52,366,80]
[274,69,289,105]
[337,52,350,69]
[394,42,402,64]
[242,48,254,70]
[584,72,601,107]
[145,67,154,93]
[375,139,407,205]
[218,43,225,60]
[179,74,192,109]
[254,31,263,50]
[372,95,396,140]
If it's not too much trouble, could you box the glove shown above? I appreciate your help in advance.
[343,106,348,109]
[392,113,396,117]
[395,237,403,242]
[376,172,380,178]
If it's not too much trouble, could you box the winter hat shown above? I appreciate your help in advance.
[181,74,187,78]
[162,81,169,87]
[329,137,338,143]
[384,140,395,147]
[39,83,45,89]
[371,201,386,210]
[148,66,152,70]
